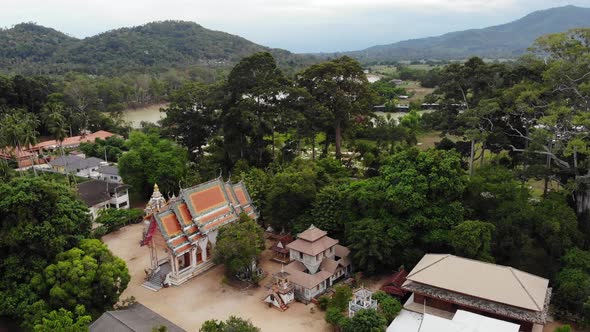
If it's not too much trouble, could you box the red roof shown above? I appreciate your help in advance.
[31,131,117,151]
[380,269,408,297]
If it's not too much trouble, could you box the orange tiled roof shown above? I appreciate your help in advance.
[170,236,189,247]
[160,213,182,238]
[197,206,232,226]
[150,178,258,256]
[176,203,193,226]
[188,185,227,213]
[234,186,248,205]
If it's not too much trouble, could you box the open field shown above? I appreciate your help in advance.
[103,223,331,332]
[400,80,435,102]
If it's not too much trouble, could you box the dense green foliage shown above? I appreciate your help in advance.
[214,215,265,279]
[32,306,91,332]
[118,130,189,198]
[79,136,127,162]
[200,316,260,332]
[0,21,316,76]
[0,177,129,330]
[31,239,130,317]
[372,291,402,324]
[342,309,387,332]
[94,208,144,233]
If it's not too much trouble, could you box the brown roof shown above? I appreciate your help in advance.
[403,254,550,312]
[284,261,333,289]
[287,236,338,256]
[320,258,339,274]
[298,225,327,242]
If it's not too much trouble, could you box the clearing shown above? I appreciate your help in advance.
[103,223,330,332]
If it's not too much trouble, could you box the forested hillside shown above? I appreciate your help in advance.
[0,21,316,75]
[342,5,590,61]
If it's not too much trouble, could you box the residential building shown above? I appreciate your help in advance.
[0,147,38,168]
[401,254,551,332]
[141,178,258,289]
[90,302,185,332]
[76,180,130,220]
[49,155,105,177]
[349,288,378,317]
[97,165,122,183]
[0,131,117,169]
[31,130,117,153]
[284,225,351,302]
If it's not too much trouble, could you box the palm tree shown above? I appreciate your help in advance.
[21,113,40,176]
[2,110,39,176]
[43,102,71,183]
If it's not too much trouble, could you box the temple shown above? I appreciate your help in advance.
[400,254,551,332]
[284,225,351,302]
[141,178,258,289]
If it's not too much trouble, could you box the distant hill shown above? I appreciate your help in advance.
[0,21,316,75]
[340,5,590,61]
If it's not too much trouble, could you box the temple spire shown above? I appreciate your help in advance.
[145,183,167,214]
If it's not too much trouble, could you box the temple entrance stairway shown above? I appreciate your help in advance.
[142,262,171,292]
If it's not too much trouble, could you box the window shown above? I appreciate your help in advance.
[108,203,117,209]
[299,252,303,259]
[118,201,128,208]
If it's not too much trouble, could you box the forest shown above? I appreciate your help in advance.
[1,28,590,331]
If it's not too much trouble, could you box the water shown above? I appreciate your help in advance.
[121,103,168,129]
[120,105,433,129]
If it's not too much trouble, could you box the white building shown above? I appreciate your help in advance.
[76,180,130,220]
[387,309,520,332]
[96,165,122,183]
[349,288,378,317]
[49,155,105,177]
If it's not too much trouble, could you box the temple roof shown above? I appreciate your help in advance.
[287,234,338,256]
[404,254,550,312]
[146,177,258,254]
[297,224,327,242]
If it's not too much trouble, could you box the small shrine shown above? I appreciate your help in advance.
[263,268,295,311]
[348,288,378,317]
[271,235,293,264]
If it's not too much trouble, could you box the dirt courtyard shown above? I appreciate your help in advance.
[103,223,330,332]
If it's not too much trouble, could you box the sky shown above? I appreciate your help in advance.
[1,0,589,53]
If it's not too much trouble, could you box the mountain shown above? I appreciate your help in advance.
[0,21,315,75]
[343,5,590,61]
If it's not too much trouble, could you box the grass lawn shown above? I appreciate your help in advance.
[417,131,463,151]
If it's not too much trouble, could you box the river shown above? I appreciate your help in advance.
[121,103,168,129]
[120,105,433,129]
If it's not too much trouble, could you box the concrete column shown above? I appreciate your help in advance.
[190,247,197,267]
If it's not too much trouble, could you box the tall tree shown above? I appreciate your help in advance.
[222,52,288,167]
[0,177,91,319]
[297,56,372,159]
[32,239,130,317]
[118,130,189,198]
[213,215,265,279]
[161,81,218,161]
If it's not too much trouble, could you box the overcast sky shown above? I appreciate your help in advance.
[1,0,588,53]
